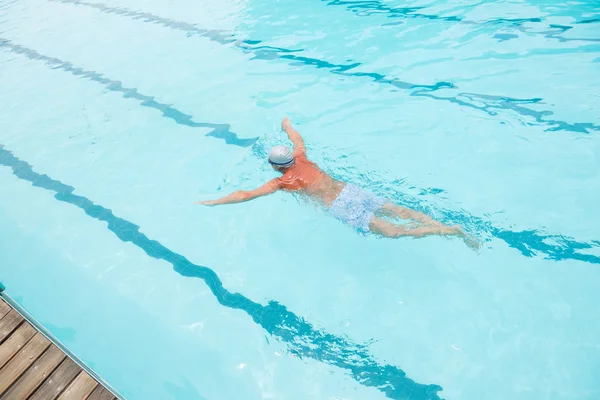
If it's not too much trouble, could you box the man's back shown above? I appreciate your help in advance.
[277,155,345,206]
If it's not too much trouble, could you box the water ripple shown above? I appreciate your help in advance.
[50,0,600,134]
[321,0,600,43]
[412,91,600,134]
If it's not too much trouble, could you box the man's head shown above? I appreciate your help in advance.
[268,145,295,172]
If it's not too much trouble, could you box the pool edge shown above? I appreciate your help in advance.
[0,283,124,399]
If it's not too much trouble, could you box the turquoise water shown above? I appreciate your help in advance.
[1,0,599,398]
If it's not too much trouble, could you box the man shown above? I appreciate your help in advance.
[198,117,477,249]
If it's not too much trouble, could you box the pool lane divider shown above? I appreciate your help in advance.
[0,38,257,148]
[0,145,444,400]
[49,0,600,134]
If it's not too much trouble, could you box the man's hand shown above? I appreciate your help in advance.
[281,116,305,156]
[195,200,218,206]
[281,116,292,131]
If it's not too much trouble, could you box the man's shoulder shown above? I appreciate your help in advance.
[295,154,311,163]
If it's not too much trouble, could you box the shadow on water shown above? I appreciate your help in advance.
[46,0,600,134]
[0,39,257,148]
[0,144,444,400]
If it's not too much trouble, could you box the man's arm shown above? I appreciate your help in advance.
[197,179,280,206]
[281,117,306,157]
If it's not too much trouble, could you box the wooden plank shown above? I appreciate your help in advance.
[0,309,25,344]
[2,345,66,400]
[0,299,10,320]
[0,332,51,395]
[0,321,37,369]
[29,357,81,400]
[0,300,117,399]
[87,385,116,400]
[58,370,98,400]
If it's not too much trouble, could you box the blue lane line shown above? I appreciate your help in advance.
[0,144,444,400]
[412,91,600,134]
[53,0,302,55]
[492,228,600,264]
[50,0,600,134]
[445,205,600,265]
[320,0,463,22]
[0,39,257,148]
[52,0,448,92]
[320,0,600,43]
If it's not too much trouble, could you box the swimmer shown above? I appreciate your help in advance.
[198,117,478,249]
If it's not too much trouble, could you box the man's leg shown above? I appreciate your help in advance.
[369,217,460,238]
[369,217,480,250]
[377,202,440,226]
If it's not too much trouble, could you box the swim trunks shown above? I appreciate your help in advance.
[329,184,386,233]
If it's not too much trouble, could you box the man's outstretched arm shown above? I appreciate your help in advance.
[282,117,306,157]
[197,179,281,206]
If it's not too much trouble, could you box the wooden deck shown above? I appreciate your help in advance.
[0,297,118,400]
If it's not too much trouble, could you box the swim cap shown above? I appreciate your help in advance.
[268,146,295,168]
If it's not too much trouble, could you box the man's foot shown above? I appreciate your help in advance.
[463,236,481,251]
[444,225,481,251]
[454,227,481,251]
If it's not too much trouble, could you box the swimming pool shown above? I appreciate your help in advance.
[0,0,599,398]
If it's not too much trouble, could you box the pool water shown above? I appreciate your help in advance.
[1,0,599,399]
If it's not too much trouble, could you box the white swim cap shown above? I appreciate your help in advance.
[268,145,294,168]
